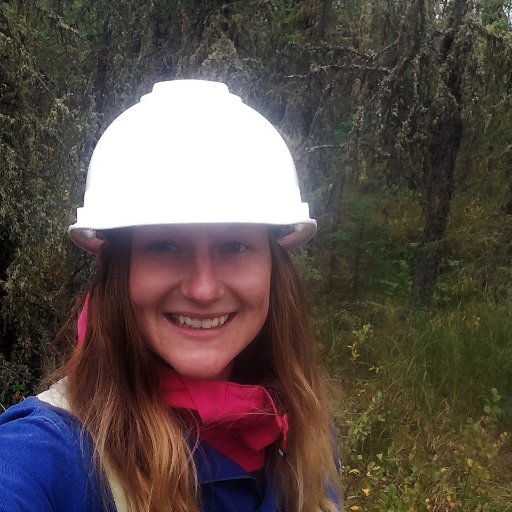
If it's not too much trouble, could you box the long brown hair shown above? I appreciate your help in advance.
[64,228,340,511]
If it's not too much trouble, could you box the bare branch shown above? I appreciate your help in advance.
[302,143,347,153]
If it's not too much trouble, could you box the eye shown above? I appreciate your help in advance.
[148,240,180,253]
[221,240,250,253]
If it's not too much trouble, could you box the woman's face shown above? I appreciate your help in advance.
[130,224,272,380]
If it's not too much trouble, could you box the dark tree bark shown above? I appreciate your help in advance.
[410,0,468,306]
[93,2,111,118]
[410,93,462,305]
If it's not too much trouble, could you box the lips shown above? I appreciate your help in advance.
[167,313,233,329]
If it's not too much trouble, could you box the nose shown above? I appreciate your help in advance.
[180,249,225,303]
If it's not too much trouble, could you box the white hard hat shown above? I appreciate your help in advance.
[69,80,317,253]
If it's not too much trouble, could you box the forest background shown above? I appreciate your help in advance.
[1,0,511,509]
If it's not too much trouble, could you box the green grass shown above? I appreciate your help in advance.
[320,298,512,511]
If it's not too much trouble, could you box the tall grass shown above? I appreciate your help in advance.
[317,297,512,510]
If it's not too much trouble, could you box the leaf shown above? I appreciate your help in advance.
[387,484,397,497]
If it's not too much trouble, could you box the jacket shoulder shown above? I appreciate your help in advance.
[0,397,104,512]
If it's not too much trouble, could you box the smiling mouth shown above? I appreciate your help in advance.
[167,313,233,329]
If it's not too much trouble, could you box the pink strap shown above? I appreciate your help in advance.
[77,293,90,345]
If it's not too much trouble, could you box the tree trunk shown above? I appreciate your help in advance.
[94,2,111,117]
[410,93,462,306]
[410,0,467,306]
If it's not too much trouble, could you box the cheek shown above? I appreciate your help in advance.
[245,261,272,315]
[129,259,163,310]
[129,264,164,348]
[259,274,272,310]
[129,262,146,309]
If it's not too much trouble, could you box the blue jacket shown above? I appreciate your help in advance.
[0,397,279,511]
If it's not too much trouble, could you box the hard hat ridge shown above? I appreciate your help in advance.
[69,79,317,253]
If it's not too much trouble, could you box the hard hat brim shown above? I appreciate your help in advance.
[68,220,317,254]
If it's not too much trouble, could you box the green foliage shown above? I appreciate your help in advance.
[341,403,509,511]
[410,306,512,408]
[271,0,308,43]
[0,1,94,400]
[0,354,32,410]
[321,299,512,510]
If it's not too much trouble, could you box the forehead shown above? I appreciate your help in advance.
[131,223,269,240]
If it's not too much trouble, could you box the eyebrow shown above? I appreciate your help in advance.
[136,224,264,237]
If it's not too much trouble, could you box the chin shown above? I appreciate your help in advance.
[175,364,231,381]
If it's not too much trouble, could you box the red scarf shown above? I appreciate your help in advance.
[77,294,288,472]
[159,366,288,471]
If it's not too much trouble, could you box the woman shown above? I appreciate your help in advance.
[0,80,340,511]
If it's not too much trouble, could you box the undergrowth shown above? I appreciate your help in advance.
[318,300,512,511]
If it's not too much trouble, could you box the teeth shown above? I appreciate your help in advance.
[173,314,229,329]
